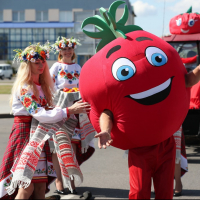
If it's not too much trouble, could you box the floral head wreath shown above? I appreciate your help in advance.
[52,36,81,53]
[13,41,51,63]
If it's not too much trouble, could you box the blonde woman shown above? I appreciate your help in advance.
[0,43,90,199]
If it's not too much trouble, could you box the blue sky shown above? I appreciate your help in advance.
[129,0,200,37]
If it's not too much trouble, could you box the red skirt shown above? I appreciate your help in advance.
[0,116,54,199]
[0,116,32,199]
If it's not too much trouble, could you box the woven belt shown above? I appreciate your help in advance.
[14,116,32,123]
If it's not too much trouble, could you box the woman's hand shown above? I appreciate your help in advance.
[68,100,91,114]
[94,131,113,149]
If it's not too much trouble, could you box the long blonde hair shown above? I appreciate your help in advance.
[10,45,55,107]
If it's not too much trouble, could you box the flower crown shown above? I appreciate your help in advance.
[52,36,81,53]
[13,42,51,63]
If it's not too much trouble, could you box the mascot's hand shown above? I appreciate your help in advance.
[94,131,113,149]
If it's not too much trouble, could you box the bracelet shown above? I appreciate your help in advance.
[67,108,70,118]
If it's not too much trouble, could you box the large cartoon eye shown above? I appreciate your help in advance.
[145,47,168,67]
[176,18,182,26]
[112,58,136,81]
[188,19,195,27]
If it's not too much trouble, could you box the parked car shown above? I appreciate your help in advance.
[0,64,12,80]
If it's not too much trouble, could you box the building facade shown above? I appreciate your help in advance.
[0,0,135,67]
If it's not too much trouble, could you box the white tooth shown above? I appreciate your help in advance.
[130,78,171,99]
[181,29,189,33]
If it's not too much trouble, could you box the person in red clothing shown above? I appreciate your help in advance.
[79,1,200,199]
[95,60,200,198]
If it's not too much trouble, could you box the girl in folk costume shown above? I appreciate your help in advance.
[0,43,90,199]
[50,37,95,195]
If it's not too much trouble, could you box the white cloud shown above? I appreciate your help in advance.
[132,1,157,17]
[169,0,200,13]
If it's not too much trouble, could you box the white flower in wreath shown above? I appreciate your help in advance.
[68,42,72,47]
[74,44,77,49]
[46,53,50,59]
[61,43,66,48]
[30,50,36,56]
[30,58,36,63]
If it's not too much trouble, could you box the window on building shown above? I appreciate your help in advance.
[74,11,94,22]
[36,11,48,22]
[59,11,73,22]
[0,11,3,22]
[74,11,94,33]
[12,11,25,22]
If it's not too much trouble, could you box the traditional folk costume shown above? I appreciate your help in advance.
[50,62,95,166]
[0,42,84,199]
[79,1,190,199]
[0,83,66,199]
[50,37,95,167]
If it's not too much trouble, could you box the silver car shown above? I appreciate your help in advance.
[0,64,12,80]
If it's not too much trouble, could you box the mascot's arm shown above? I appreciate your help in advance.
[185,64,200,87]
[94,109,113,149]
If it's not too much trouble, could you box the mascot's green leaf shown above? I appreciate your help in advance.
[81,0,143,53]
[81,15,109,31]
[186,6,192,13]
[108,0,128,25]
[82,29,106,39]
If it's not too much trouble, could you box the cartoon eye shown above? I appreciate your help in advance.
[188,19,195,27]
[176,18,182,26]
[112,58,136,81]
[145,47,168,67]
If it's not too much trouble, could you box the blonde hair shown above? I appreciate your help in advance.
[10,45,55,107]
[58,49,76,62]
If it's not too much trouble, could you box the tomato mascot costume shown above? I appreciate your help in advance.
[170,6,200,35]
[79,1,190,199]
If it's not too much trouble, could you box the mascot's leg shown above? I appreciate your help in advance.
[128,146,156,199]
[153,136,176,199]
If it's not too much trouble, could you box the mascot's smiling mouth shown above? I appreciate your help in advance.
[181,29,189,33]
[126,77,174,105]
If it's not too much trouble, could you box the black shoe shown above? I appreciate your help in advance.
[55,189,69,195]
[71,189,78,194]
[174,191,182,197]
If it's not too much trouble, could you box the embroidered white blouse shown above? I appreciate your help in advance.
[12,84,68,123]
[49,62,81,90]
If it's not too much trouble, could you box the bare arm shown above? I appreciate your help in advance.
[185,64,200,87]
[94,109,113,149]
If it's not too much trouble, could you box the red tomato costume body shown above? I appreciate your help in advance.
[80,30,190,149]
[80,30,190,199]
